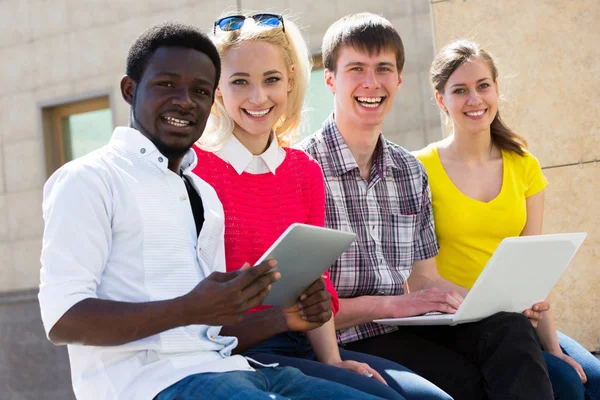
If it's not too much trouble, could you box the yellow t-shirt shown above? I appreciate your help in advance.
[415,143,548,289]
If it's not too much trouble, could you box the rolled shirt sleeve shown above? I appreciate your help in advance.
[38,162,112,337]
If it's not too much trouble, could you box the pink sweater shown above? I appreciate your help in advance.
[193,145,340,314]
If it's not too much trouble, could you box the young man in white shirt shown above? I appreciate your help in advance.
[39,21,384,400]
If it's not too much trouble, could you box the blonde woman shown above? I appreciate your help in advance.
[192,12,451,400]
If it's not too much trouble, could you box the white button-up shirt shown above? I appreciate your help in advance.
[216,134,286,175]
[39,127,253,400]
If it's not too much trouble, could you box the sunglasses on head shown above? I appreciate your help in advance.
[213,13,285,35]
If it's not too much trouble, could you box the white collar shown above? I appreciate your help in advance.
[109,127,198,174]
[216,133,285,175]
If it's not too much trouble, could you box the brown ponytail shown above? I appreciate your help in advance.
[490,111,527,155]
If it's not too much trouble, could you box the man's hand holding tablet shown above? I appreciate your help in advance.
[281,278,333,331]
[253,223,356,308]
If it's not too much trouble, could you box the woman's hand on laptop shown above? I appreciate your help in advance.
[384,288,464,318]
[522,301,550,328]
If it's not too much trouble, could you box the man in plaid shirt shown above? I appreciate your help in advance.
[298,13,554,400]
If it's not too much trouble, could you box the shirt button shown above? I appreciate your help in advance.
[181,195,187,201]
[140,148,146,154]
[158,157,163,162]
[210,335,216,340]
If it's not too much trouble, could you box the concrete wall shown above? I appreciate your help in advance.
[0,0,439,293]
[432,0,600,351]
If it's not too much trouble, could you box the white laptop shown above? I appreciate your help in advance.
[374,233,587,327]
[255,223,356,308]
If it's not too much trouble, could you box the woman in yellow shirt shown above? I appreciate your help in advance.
[415,40,599,400]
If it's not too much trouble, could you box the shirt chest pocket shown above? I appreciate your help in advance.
[378,213,418,269]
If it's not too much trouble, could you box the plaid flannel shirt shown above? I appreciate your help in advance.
[297,114,439,344]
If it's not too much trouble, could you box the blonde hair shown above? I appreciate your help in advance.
[430,40,527,156]
[199,13,311,151]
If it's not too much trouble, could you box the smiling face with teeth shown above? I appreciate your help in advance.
[435,57,499,137]
[217,41,291,152]
[325,45,402,133]
[121,46,217,162]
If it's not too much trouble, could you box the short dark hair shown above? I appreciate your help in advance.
[322,13,404,73]
[126,21,221,89]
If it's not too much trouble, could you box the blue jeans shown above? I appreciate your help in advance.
[544,351,585,399]
[558,331,600,400]
[243,332,452,400]
[155,366,386,400]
